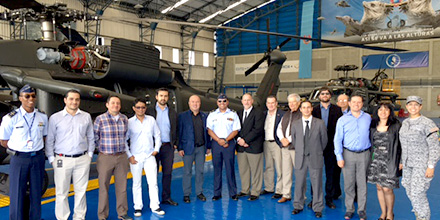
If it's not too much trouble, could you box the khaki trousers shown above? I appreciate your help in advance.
[237,151,264,196]
[96,153,129,219]
[281,147,295,199]
[263,141,283,194]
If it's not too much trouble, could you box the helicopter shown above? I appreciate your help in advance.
[303,64,401,113]
[0,0,407,197]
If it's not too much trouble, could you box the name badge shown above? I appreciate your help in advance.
[26,140,33,149]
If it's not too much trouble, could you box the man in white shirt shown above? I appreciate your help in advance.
[126,98,165,216]
[45,90,95,220]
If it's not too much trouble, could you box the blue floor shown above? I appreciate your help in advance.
[1,158,440,220]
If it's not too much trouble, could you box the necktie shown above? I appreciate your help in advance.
[304,120,310,156]
[243,111,248,123]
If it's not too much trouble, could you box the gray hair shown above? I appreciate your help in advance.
[287,93,301,102]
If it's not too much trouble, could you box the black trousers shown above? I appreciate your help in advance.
[156,143,175,201]
[323,147,342,201]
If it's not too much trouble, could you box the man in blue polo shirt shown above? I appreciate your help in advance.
[334,95,371,220]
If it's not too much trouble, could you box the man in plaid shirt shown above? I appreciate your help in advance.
[94,96,132,220]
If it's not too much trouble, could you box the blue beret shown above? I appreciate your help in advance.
[217,93,228,100]
[19,84,36,94]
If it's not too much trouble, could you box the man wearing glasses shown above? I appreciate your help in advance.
[337,94,350,115]
[126,98,164,216]
[207,93,241,201]
[311,87,343,209]
[0,84,48,220]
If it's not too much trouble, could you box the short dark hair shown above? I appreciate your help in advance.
[107,95,120,103]
[156,88,169,95]
[319,87,332,96]
[64,89,80,98]
[300,100,312,108]
[133,97,147,106]
[371,102,398,128]
[349,94,364,102]
[266,95,277,102]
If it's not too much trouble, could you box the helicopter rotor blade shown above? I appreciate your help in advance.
[278,38,291,49]
[266,18,271,52]
[123,18,406,52]
[245,55,269,76]
[0,0,44,11]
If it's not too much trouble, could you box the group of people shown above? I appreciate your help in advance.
[0,84,439,220]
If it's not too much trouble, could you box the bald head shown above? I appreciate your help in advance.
[188,95,201,114]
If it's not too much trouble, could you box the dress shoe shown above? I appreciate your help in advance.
[197,193,207,201]
[118,215,133,220]
[212,195,222,201]
[359,211,367,220]
[248,195,259,201]
[291,209,303,215]
[272,193,282,199]
[183,196,190,203]
[307,201,313,208]
[315,212,322,218]
[162,198,178,206]
[326,201,336,209]
[278,197,291,203]
[230,195,239,201]
[237,192,249,197]
[260,190,274,195]
[344,212,354,220]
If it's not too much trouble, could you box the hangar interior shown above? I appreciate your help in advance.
[0,0,438,115]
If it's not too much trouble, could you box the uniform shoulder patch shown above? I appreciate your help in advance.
[8,110,17,117]
[230,109,236,113]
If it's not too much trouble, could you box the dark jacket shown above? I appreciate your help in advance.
[146,103,178,146]
[236,107,265,154]
[369,122,402,178]
[263,109,285,147]
[177,110,211,155]
[312,103,343,152]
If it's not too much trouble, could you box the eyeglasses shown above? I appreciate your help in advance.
[320,92,330,95]
[217,100,227,103]
[338,99,348,102]
[134,106,146,109]
[22,94,36,99]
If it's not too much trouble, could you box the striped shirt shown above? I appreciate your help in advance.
[94,111,128,154]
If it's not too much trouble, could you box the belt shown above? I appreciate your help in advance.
[56,151,87,158]
[343,147,370,154]
[8,148,43,157]
[196,143,205,147]
[266,140,276,142]
[162,142,171,146]
[99,151,125,156]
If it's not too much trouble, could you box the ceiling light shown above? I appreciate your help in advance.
[162,0,189,14]
[200,0,248,24]
[134,3,143,9]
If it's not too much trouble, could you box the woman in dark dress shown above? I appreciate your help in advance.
[367,103,401,220]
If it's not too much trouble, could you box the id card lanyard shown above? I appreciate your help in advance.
[23,111,36,149]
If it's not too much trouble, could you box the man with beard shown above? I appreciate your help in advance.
[310,87,343,209]
[146,88,179,206]
[46,90,95,220]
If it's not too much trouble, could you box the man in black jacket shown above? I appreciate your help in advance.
[311,87,343,209]
[236,93,265,201]
[146,88,178,206]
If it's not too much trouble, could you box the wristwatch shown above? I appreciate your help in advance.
[428,164,435,169]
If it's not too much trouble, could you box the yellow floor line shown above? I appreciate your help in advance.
[0,154,213,208]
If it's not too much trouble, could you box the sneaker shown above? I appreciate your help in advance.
[134,210,142,217]
[152,208,165,215]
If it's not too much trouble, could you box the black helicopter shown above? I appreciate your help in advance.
[303,64,400,113]
[0,0,407,197]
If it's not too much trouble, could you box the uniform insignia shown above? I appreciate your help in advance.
[38,122,44,127]
[8,110,17,117]
[227,118,234,121]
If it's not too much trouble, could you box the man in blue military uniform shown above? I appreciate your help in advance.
[0,84,48,220]
[207,93,241,201]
